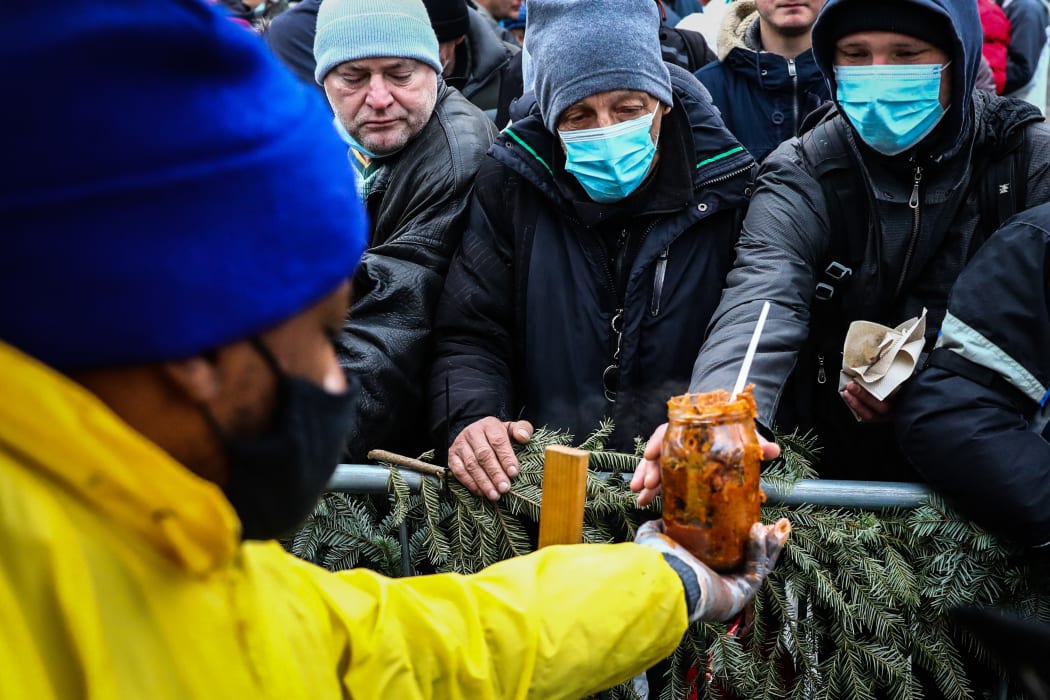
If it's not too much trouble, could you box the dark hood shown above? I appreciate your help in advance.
[811,0,982,160]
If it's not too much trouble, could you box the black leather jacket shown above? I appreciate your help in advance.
[338,82,497,461]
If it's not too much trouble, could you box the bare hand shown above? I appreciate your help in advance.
[631,424,780,506]
[448,417,533,500]
[841,381,894,422]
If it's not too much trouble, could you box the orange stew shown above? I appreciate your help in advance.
[660,387,763,571]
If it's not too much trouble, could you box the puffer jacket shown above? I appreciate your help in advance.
[895,205,1050,547]
[0,340,689,699]
[338,83,497,461]
[695,0,830,162]
[690,0,1050,480]
[430,64,754,451]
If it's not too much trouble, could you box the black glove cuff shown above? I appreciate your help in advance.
[662,552,701,614]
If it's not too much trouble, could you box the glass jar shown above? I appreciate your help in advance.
[660,387,763,571]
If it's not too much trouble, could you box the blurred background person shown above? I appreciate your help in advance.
[695,0,829,163]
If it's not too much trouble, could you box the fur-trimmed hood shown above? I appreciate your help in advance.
[716,0,759,60]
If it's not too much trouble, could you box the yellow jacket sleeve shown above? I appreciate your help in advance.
[305,542,688,700]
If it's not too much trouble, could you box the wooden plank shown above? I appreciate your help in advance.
[538,445,590,548]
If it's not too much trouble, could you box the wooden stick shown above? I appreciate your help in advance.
[538,445,590,548]
[367,449,447,478]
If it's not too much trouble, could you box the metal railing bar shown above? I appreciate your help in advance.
[326,465,933,510]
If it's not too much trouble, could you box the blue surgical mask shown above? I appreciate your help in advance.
[559,109,658,203]
[251,0,268,16]
[834,62,951,156]
[332,116,355,146]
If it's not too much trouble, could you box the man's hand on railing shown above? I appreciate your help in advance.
[448,417,534,500]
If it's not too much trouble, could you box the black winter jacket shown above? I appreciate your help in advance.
[691,0,1050,480]
[265,0,321,90]
[445,9,519,120]
[338,84,497,461]
[896,204,1050,547]
[430,65,754,451]
[695,2,829,163]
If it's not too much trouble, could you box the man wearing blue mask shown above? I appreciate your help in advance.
[429,0,757,500]
[634,0,1050,487]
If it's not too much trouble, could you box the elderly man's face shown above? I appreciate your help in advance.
[835,31,952,108]
[557,89,669,140]
[324,58,438,155]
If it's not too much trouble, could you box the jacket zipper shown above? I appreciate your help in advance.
[614,227,631,295]
[787,58,799,132]
[601,227,632,403]
[650,248,669,316]
[640,156,741,317]
[894,164,924,301]
[604,218,661,402]
[697,163,752,188]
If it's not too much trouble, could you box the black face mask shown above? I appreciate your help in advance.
[202,337,357,541]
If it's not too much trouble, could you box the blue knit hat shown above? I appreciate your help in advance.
[527,0,673,133]
[0,0,367,371]
[314,0,442,84]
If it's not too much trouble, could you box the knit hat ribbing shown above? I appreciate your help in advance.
[314,0,442,83]
[813,0,953,59]
[527,0,672,133]
[1,0,367,370]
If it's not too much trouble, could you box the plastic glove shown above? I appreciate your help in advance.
[635,518,791,622]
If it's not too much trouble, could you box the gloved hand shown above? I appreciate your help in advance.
[635,518,791,623]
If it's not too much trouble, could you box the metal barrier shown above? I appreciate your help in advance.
[324,466,1013,696]
[326,464,932,510]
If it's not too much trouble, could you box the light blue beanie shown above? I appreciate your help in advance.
[528,0,673,133]
[314,0,442,84]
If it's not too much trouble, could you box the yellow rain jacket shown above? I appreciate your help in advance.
[0,342,688,699]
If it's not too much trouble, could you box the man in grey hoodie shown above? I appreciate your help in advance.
[632,0,1050,490]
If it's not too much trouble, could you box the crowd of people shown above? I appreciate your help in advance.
[261,0,1050,544]
[3,0,1050,696]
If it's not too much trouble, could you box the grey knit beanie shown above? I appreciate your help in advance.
[527,0,673,133]
[313,0,442,84]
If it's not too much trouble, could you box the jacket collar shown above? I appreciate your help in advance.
[0,341,241,574]
[723,46,825,91]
